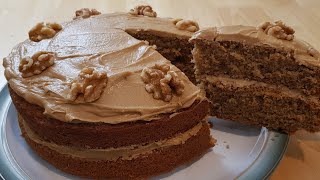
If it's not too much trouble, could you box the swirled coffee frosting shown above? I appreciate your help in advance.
[3,13,203,124]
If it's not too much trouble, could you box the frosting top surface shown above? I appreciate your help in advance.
[95,13,194,37]
[3,13,201,124]
[191,25,320,67]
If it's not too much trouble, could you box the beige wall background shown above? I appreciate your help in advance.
[1,0,320,179]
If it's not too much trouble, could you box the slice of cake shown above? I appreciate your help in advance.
[190,21,320,133]
[3,7,214,179]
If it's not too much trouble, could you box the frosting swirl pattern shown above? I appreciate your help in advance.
[3,13,202,124]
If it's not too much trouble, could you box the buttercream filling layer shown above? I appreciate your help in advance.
[21,115,203,161]
[204,75,320,104]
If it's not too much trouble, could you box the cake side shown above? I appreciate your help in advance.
[19,115,215,179]
[10,85,209,148]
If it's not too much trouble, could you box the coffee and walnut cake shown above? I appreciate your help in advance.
[3,4,320,179]
[3,6,214,179]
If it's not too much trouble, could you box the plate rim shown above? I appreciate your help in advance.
[238,128,289,179]
[0,84,289,180]
[0,85,26,180]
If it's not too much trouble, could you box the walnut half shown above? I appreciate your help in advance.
[172,19,199,32]
[68,67,108,102]
[28,22,62,42]
[129,5,157,17]
[74,8,101,19]
[257,21,295,41]
[19,51,55,78]
[141,63,185,102]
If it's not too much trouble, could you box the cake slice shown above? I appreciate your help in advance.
[3,6,215,179]
[190,21,320,133]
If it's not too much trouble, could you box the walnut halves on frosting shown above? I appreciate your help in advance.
[141,63,185,102]
[172,19,199,32]
[258,20,295,41]
[19,51,55,78]
[74,8,101,19]
[68,67,108,103]
[28,22,62,42]
[129,5,157,17]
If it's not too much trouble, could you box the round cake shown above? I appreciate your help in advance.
[3,6,215,179]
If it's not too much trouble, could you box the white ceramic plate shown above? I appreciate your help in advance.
[0,84,289,180]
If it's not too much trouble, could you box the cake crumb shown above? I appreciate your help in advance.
[226,145,230,149]
[208,121,214,128]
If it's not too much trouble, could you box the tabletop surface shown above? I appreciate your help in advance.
[0,0,320,179]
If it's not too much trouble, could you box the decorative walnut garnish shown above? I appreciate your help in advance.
[129,5,157,17]
[68,67,108,102]
[19,51,55,78]
[73,8,101,19]
[172,18,199,32]
[28,22,62,42]
[141,63,184,102]
[257,21,295,41]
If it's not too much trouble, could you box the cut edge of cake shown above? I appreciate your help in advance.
[190,24,320,133]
